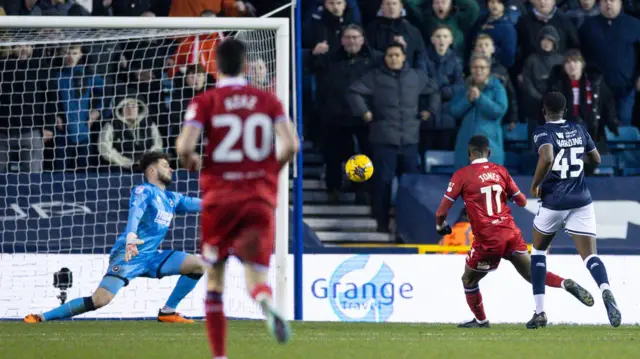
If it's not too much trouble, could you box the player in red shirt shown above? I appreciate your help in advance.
[435,135,593,328]
[176,38,299,358]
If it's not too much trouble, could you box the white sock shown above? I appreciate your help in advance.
[477,318,488,324]
[161,305,175,314]
[214,357,228,359]
[534,294,545,314]
[600,283,611,292]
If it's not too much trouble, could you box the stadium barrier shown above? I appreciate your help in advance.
[3,253,639,324]
[396,174,640,253]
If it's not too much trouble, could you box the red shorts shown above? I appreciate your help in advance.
[200,200,274,267]
[465,230,528,272]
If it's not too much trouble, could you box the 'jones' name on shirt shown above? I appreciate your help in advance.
[478,172,500,183]
[224,95,257,111]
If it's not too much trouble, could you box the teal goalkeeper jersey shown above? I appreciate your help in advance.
[110,183,201,256]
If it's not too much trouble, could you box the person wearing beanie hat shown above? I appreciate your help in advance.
[469,0,517,68]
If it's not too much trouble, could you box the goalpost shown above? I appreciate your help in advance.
[0,16,291,320]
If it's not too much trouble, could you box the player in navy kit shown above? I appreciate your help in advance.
[527,92,621,328]
[25,152,204,323]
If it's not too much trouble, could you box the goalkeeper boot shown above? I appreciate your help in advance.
[24,314,43,323]
[563,279,594,307]
[261,301,291,344]
[602,289,621,328]
[157,310,195,324]
[526,312,547,329]
[457,319,490,328]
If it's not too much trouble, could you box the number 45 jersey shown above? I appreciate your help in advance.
[533,120,595,211]
[184,77,287,208]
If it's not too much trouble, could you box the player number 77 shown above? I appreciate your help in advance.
[124,232,144,262]
[480,185,502,216]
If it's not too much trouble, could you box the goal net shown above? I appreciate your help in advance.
[0,16,291,320]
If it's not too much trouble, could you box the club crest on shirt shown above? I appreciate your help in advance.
[135,186,145,194]
[111,265,120,273]
[169,200,174,207]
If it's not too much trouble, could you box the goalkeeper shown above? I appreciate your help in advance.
[25,151,204,323]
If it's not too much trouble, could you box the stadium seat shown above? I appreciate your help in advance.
[424,150,455,174]
[616,150,640,176]
[504,123,529,150]
[518,152,538,175]
[593,153,616,176]
[505,151,520,174]
[606,126,640,150]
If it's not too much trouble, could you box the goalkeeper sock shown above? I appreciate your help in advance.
[42,297,96,321]
[585,255,610,292]
[545,272,564,288]
[531,248,547,314]
[464,286,487,322]
[163,274,202,312]
[205,291,227,358]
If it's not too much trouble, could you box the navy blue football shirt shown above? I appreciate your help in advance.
[532,120,596,210]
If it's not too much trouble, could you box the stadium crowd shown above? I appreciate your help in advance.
[1,0,640,225]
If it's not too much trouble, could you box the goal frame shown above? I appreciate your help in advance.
[0,16,291,317]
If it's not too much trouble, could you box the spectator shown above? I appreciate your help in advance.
[248,58,275,93]
[0,45,51,173]
[580,0,640,126]
[515,0,580,76]
[169,0,255,17]
[566,0,601,28]
[421,0,480,57]
[472,34,519,128]
[310,24,381,204]
[28,0,78,16]
[451,54,508,168]
[547,49,619,155]
[522,26,564,125]
[168,11,223,80]
[111,0,157,16]
[91,0,113,15]
[348,43,439,232]
[470,0,518,68]
[304,0,360,51]
[423,25,464,151]
[366,0,428,72]
[99,96,162,170]
[438,208,474,254]
[304,0,362,25]
[50,44,108,172]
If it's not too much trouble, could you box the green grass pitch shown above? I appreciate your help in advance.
[1,320,639,359]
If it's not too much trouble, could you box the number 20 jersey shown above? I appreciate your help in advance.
[184,78,287,208]
[532,120,595,211]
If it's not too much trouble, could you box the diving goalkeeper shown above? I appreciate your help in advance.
[25,151,204,323]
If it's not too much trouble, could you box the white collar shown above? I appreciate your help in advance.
[472,158,489,164]
[217,76,247,88]
[548,119,566,124]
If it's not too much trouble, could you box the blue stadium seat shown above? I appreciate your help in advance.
[593,153,616,176]
[505,151,520,174]
[424,150,455,173]
[616,151,640,176]
[606,126,640,150]
[518,152,538,175]
[504,123,529,150]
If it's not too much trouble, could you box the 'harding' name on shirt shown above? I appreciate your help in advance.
[556,137,583,148]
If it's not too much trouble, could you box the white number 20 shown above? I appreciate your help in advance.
[212,113,273,162]
[480,185,503,216]
[552,147,584,179]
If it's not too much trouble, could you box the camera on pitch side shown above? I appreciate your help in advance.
[53,267,73,304]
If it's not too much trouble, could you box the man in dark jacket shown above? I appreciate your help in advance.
[366,0,428,72]
[0,44,52,172]
[310,24,381,203]
[304,0,360,51]
[348,42,440,232]
[580,0,640,126]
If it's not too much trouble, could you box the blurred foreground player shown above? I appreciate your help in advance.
[528,92,621,329]
[25,151,204,323]
[176,38,299,358]
[435,135,594,328]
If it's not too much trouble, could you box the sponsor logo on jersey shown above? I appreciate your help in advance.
[447,182,455,192]
[556,132,564,139]
[154,210,173,227]
[169,200,174,207]
[533,132,548,143]
[310,255,414,322]
[135,186,145,195]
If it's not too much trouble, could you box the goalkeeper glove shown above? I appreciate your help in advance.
[124,232,144,262]
[436,221,452,236]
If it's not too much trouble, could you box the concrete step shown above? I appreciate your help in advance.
[297,191,355,203]
[305,217,377,231]
[299,166,323,179]
[302,205,371,216]
[289,179,325,190]
[304,152,324,164]
[316,231,391,243]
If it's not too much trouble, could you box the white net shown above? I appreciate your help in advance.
[0,25,282,319]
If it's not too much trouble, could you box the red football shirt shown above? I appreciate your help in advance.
[443,159,522,242]
[183,77,287,208]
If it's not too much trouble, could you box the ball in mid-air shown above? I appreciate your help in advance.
[345,154,374,182]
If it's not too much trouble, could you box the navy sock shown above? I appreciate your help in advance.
[531,248,547,314]
[585,255,610,291]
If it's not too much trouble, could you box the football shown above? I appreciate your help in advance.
[345,154,374,182]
